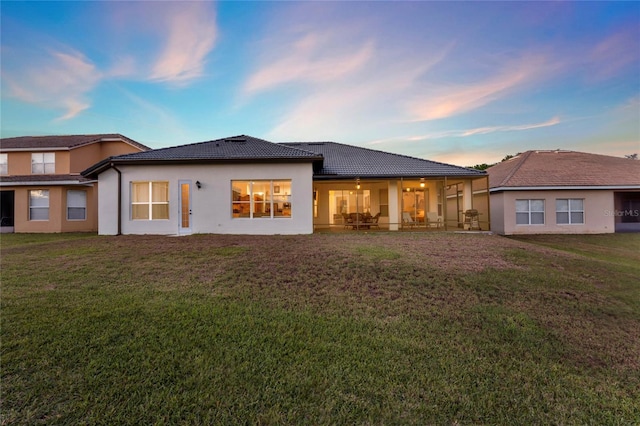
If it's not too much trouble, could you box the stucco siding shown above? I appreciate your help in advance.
[490,192,505,235]
[104,163,314,235]
[98,169,120,235]
[495,189,615,235]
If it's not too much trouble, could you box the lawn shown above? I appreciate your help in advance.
[1,232,639,425]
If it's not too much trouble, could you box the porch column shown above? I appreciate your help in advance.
[463,180,473,211]
[388,181,399,231]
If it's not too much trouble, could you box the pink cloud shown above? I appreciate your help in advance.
[407,56,545,121]
[587,27,640,82]
[149,3,217,83]
[244,31,375,94]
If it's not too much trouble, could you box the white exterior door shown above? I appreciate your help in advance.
[179,180,192,235]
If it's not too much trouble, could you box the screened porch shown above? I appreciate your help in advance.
[312,176,490,232]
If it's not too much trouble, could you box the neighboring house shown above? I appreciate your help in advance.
[0,134,149,233]
[487,150,640,235]
[82,135,489,235]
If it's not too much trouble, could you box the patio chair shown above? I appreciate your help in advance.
[402,212,416,228]
[369,212,381,229]
[342,212,353,229]
[426,212,443,228]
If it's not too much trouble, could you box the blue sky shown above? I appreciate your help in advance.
[1,1,638,166]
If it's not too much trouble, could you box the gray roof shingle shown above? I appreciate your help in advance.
[281,141,485,178]
[111,135,321,162]
[83,135,486,179]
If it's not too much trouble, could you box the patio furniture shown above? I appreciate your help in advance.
[402,212,416,228]
[369,212,381,229]
[464,209,480,230]
[342,212,354,229]
[426,212,443,228]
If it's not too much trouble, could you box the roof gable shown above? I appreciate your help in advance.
[488,150,640,188]
[281,141,485,178]
[0,134,149,151]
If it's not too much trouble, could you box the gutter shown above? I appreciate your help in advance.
[0,180,96,187]
[490,185,640,192]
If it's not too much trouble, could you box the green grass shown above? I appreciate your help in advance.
[2,233,639,425]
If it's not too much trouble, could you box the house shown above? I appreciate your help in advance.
[82,135,489,235]
[0,134,149,233]
[487,150,640,235]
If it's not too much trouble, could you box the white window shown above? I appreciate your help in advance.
[556,199,584,224]
[67,190,87,220]
[516,199,545,225]
[31,153,55,174]
[232,180,292,218]
[29,190,49,221]
[131,182,169,220]
[0,153,7,175]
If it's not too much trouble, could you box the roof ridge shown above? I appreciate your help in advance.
[498,151,532,186]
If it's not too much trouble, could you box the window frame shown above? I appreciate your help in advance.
[515,199,545,225]
[556,198,584,225]
[29,189,50,221]
[131,181,170,221]
[231,180,292,219]
[0,153,7,175]
[67,190,87,221]
[31,152,55,174]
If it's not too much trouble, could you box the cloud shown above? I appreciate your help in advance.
[149,2,217,84]
[407,56,545,121]
[456,116,561,137]
[404,116,561,141]
[245,13,453,141]
[587,26,640,82]
[244,32,375,94]
[3,48,101,120]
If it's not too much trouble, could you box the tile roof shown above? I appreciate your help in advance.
[0,134,149,151]
[82,135,486,179]
[281,141,485,178]
[109,135,322,162]
[488,150,640,189]
[0,174,95,184]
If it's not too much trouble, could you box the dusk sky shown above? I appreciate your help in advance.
[1,1,638,166]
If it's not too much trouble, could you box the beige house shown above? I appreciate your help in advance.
[488,150,640,235]
[0,134,148,233]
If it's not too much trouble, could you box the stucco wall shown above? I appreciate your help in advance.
[71,142,144,173]
[493,189,616,235]
[98,162,314,235]
[490,192,505,235]
[6,184,96,233]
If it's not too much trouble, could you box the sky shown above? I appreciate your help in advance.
[1,1,639,167]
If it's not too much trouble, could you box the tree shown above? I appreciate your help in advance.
[625,153,638,160]
[470,163,491,170]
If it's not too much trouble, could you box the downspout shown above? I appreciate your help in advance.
[112,163,122,236]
